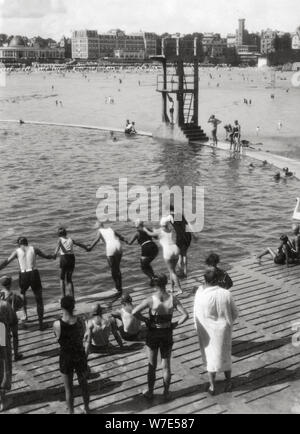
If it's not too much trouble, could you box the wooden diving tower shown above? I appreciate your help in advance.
[151,36,208,143]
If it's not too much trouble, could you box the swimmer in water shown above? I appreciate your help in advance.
[128,220,159,287]
[87,223,127,296]
[262,160,268,167]
[274,172,281,181]
[143,218,182,295]
[283,168,294,177]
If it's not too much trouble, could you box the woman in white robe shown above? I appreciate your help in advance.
[194,269,238,395]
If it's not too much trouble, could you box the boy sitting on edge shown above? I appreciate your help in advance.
[112,294,142,342]
[84,304,123,355]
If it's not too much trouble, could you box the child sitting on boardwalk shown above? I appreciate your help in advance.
[112,294,142,342]
[84,304,123,355]
[257,235,297,268]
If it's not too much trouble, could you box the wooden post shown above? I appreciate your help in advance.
[177,59,184,127]
[162,59,168,123]
[193,57,199,126]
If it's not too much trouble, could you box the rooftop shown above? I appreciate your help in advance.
[9,36,26,48]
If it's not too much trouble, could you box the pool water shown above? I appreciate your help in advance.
[0,123,299,303]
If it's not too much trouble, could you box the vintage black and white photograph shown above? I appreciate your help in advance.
[0,0,300,417]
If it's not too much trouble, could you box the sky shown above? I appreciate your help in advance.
[0,0,299,39]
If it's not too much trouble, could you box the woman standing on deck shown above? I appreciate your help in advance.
[53,296,90,414]
[194,269,238,396]
[143,218,182,294]
[54,228,89,299]
[133,275,189,401]
[88,223,127,296]
[128,220,159,287]
[0,297,15,412]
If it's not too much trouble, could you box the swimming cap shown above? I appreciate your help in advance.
[160,216,172,227]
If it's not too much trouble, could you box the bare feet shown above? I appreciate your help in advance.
[142,390,154,400]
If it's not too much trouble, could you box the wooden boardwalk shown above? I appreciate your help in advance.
[3,257,300,414]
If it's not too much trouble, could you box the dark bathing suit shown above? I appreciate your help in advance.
[172,216,192,256]
[274,244,296,265]
[58,319,88,376]
[146,296,174,359]
[60,255,76,280]
[19,270,42,296]
[137,231,159,259]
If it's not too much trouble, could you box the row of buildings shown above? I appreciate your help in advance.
[202,20,300,64]
[0,36,71,64]
[71,21,300,64]
[71,29,159,60]
[0,20,299,65]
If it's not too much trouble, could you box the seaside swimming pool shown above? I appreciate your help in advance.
[1,68,300,158]
[0,123,299,303]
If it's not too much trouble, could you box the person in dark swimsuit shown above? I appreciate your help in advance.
[205,253,233,290]
[128,220,159,286]
[133,275,189,401]
[257,235,297,268]
[53,296,90,414]
[169,206,196,278]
